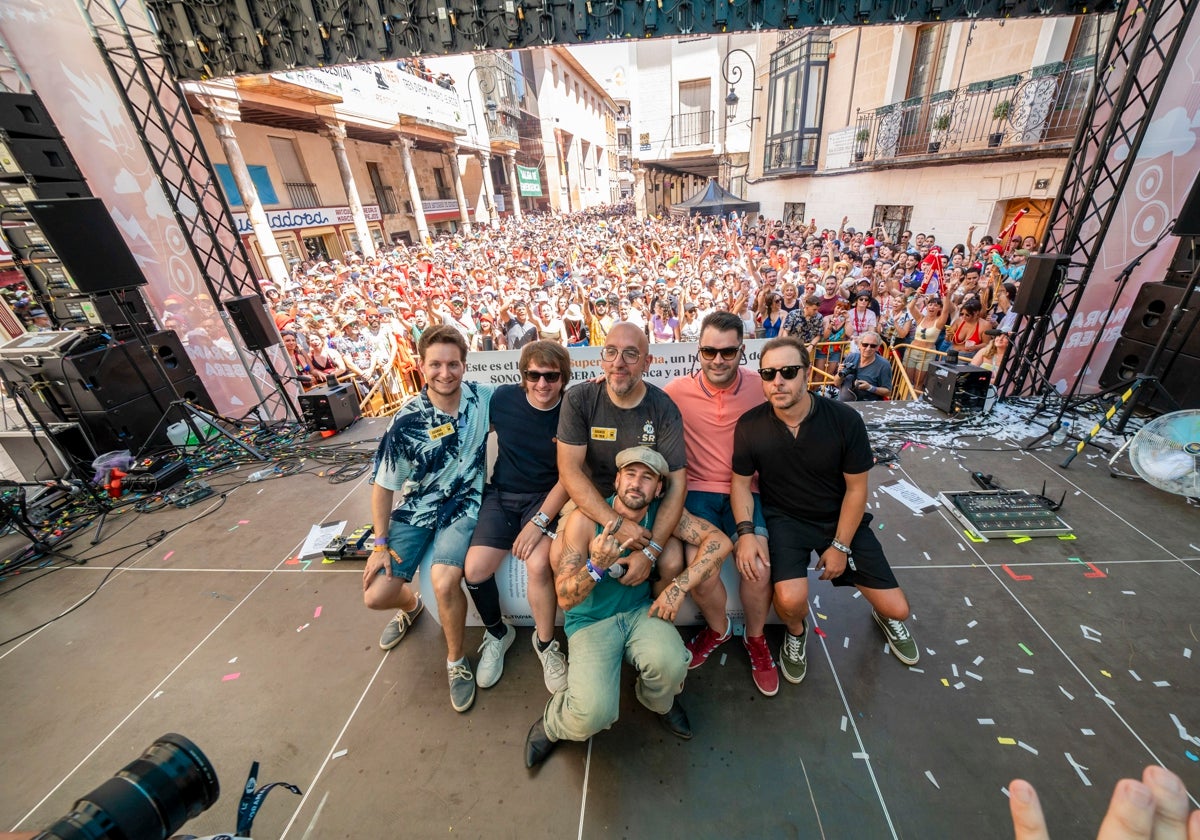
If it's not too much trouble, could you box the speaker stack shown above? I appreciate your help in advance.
[926,361,992,414]
[1098,282,1200,412]
[298,383,360,433]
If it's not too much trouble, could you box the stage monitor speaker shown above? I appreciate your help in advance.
[1121,282,1200,357]
[1097,337,1200,413]
[90,292,155,335]
[1175,174,1200,237]
[298,384,360,433]
[25,198,146,292]
[1014,254,1068,316]
[0,92,61,139]
[223,294,280,350]
[926,361,992,415]
[32,180,90,200]
[49,331,198,411]
[1,138,83,181]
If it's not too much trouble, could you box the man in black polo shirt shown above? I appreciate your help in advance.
[730,336,918,686]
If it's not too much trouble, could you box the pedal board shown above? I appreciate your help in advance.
[322,524,374,561]
[938,490,1072,541]
[125,460,190,493]
[172,480,214,508]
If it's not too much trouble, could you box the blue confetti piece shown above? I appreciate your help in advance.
[1187,751,1199,762]
[878,523,885,530]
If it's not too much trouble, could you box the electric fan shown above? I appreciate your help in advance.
[1121,409,1200,497]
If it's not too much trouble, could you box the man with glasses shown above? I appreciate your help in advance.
[730,336,918,686]
[464,341,571,698]
[663,312,779,696]
[835,332,892,402]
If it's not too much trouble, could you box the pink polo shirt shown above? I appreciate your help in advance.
[664,369,764,494]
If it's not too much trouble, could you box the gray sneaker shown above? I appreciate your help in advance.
[533,635,569,694]
[448,661,476,712]
[476,622,516,689]
[779,623,808,684]
[872,610,920,665]
[378,595,424,650]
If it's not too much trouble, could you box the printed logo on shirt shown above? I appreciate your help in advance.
[429,422,455,440]
[590,427,617,441]
[640,421,656,445]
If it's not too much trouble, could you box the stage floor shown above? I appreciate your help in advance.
[1,403,1198,839]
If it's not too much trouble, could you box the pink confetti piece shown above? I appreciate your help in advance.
[222,672,240,682]
[285,558,300,565]
[163,550,174,561]
[238,520,249,525]
[813,626,827,638]
[314,606,322,618]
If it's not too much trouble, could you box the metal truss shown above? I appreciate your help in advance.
[149,0,1117,80]
[996,0,1198,399]
[80,0,299,423]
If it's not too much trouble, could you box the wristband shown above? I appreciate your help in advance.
[641,547,658,568]
[830,538,853,556]
[613,515,624,533]
[735,520,756,537]
[585,559,606,582]
[373,536,389,547]
[532,511,551,530]
[648,540,664,554]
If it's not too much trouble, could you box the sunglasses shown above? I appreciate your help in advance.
[698,345,742,361]
[859,342,880,349]
[523,370,563,383]
[759,365,805,381]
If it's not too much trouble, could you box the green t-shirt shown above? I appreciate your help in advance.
[563,497,661,637]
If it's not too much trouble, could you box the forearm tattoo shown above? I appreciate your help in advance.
[556,538,593,608]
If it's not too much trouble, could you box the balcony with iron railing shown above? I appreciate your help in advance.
[851,58,1095,165]
[378,186,400,215]
[671,110,714,147]
[285,181,321,208]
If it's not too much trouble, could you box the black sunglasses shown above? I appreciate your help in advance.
[859,342,880,349]
[523,370,563,383]
[698,345,742,361]
[759,365,805,381]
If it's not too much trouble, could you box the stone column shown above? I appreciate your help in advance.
[446,146,472,235]
[199,97,289,284]
[504,149,523,222]
[394,138,429,244]
[321,121,376,258]
[477,150,498,228]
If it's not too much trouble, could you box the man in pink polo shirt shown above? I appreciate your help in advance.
[663,311,778,696]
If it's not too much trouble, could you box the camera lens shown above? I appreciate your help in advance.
[35,734,219,840]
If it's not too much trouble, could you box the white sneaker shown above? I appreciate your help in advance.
[533,634,568,694]
[476,622,516,689]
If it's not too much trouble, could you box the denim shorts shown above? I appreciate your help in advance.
[382,515,476,580]
[684,490,768,539]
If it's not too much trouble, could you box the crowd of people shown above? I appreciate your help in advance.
[255,207,1033,405]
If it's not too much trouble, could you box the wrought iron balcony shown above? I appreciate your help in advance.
[285,181,321,208]
[851,58,1094,164]
[671,110,714,147]
[378,186,400,215]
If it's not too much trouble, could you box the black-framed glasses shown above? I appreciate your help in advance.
[698,345,742,361]
[600,346,643,364]
[759,365,805,382]
[523,369,563,383]
[859,342,880,349]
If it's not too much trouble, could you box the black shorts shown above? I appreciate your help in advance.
[764,509,899,589]
[469,487,550,550]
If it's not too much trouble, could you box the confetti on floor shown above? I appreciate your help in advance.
[1066,753,1092,786]
[998,737,1016,745]
[956,638,969,645]
[978,718,995,725]
[1185,648,1192,659]
[222,673,240,682]
[228,657,237,664]
[719,653,727,666]
[963,596,972,607]
[314,606,323,618]
[852,752,870,760]
[331,749,348,760]
[967,620,978,628]
[1122,591,1136,595]
[843,637,850,649]
[297,623,310,632]
[925,770,940,789]
[973,656,984,666]
[1019,643,1034,656]
[952,664,959,677]
[163,551,174,561]
[926,648,937,657]
[1018,741,1038,755]
[153,691,163,699]
[896,534,906,542]
[1081,729,1094,736]
[1187,751,1199,762]
[965,671,983,681]
[923,552,931,561]
[1101,670,1112,678]
[840,716,848,732]
[1018,668,1035,675]
[1060,686,1074,700]
[908,667,924,673]
[1129,670,1142,682]
[1154,680,1171,687]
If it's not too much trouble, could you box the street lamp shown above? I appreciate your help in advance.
[465,63,500,136]
[721,47,759,126]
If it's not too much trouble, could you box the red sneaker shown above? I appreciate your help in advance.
[684,617,731,669]
[743,634,779,696]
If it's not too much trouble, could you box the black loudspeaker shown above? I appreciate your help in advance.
[51,331,197,410]
[927,361,992,414]
[1098,337,1200,412]
[1175,175,1200,237]
[298,384,360,433]
[1015,254,1068,316]
[31,180,89,200]
[1,138,83,181]
[79,375,214,452]
[90,292,156,335]
[0,93,60,139]
[25,198,145,292]
[223,294,280,350]
[1121,282,1200,357]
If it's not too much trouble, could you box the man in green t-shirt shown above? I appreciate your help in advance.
[524,447,732,769]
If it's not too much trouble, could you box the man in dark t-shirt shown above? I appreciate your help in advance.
[835,332,892,402]
[730,336,918,688]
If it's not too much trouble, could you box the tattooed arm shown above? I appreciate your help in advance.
[649,509,733,621]
[553,512,630,611]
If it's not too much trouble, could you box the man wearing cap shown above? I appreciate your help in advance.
[835,331,891,402]
[524,446,733,767]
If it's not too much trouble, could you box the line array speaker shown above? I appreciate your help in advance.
[1121,282,1200,357]
[25,198,146,292]
[1175,174,1200,237]
[1014,254,1068,317]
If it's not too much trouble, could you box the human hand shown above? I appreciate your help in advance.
[363,547,391,590]
[1010,764,1200,840]
[649,580,686,621]
[855,379,871,391]
[734,534,769,582]
[614,517,652,552]
[589,519,636,569]
[816,545,848,580]
[619,547,653,586]
[512,520,544,561]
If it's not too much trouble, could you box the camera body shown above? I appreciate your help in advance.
[840,361,858,384]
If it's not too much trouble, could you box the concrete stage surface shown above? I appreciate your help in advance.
[1,402,1197,839]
